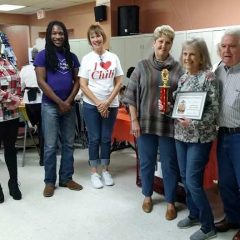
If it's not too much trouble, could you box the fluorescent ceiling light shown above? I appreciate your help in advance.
[0,4,25,11]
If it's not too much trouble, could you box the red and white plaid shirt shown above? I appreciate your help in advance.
[0,58,21,122]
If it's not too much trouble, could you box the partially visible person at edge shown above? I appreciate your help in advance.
[211,43,222,72]
[167,38,218,240]
[79,24,123,189]
[119,66,135,109]
[20,48,44,166]
[34,20,82,197]
[214,28,240,240]
[123,25,183,220]
[0,41,22,203]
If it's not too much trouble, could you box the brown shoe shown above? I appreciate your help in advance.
[165,205,177,220]
[142,198,153,213]
[215,218,240,232]
[233,230,240,240]
[43,184,55,197]
[59,180,83,191]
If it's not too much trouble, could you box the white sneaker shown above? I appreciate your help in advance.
[102,171,114,186]
[91,173,103,189]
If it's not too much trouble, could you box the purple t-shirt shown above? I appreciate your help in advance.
[34,49,80,103]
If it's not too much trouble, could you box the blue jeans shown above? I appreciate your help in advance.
[42,103,75,185]
[175,140,214,232]
[217,132,240,224]
[137,134,179,203]
[83,102,118,167]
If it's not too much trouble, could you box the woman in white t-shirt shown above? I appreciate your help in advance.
[79,24,123,189]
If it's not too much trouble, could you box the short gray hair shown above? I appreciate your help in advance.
[221,28,240,44]
[153,25,175,42]
[180,38,212,70]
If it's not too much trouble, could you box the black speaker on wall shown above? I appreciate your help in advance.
[118,5,139,36]
[94,5,107,22]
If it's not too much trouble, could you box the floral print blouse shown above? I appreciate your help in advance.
[173,70,219,143]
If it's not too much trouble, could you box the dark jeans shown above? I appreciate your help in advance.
[83,102,118,167]
[0,118,19,182]
[217,132,240,224]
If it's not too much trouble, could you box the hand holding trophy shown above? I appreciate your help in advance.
[159,69,170,113]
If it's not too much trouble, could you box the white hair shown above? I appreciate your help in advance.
[221,28,240,43]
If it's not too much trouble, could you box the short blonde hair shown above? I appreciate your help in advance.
[153,25,175,42]
[180,38,212,70]
[87,24,107,45]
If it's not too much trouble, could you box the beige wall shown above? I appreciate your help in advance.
[28,2,111,47]
[0,13,30,68]
[0,2,111,68]
[0,25,30,68]
[1,0,240,68]
[0,13,29,25]
[111,0,240,35]
[138,0,240,33]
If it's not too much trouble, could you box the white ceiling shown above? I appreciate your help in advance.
[0,0,95,15]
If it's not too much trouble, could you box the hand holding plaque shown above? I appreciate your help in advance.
[172,91,207,120]
[159,69,170,113]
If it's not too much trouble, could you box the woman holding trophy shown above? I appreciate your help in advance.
[124,25,183,220]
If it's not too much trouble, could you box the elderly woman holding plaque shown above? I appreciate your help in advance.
[124,25,183,220]
[172,39,219,240]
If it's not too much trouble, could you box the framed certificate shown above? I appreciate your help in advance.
[171,91,207,120]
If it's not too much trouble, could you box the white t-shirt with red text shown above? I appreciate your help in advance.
[79,50,123,107]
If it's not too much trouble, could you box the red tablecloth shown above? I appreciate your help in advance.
[112,107,134,143]
[204,140,218,189]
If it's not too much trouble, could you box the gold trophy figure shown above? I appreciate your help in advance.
[159,69,170,113]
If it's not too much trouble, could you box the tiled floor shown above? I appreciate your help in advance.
[0,147,236,240]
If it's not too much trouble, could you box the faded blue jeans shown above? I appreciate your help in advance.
[175,140,215,232]
[83,102,118,168]
[42,103,75,185]
[137,134,180,203]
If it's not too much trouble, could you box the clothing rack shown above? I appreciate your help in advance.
[0,31,17,66]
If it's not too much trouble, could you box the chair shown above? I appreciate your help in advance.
[74,100,88,149]
[17,105,40,167]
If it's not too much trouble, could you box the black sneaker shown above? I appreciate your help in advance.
[0,185,4,203]
[8,180,22,200]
